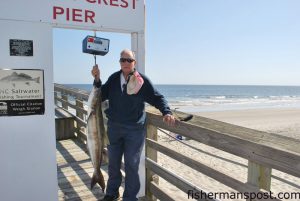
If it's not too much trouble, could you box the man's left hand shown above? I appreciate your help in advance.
[163,114,176,126]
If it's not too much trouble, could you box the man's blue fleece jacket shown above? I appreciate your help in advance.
[94,70,172,125]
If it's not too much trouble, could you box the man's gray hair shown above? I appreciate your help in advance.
[120,49,136,59]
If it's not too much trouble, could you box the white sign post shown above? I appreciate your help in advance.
[0,0,145,200]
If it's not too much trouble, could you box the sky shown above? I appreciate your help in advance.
[53,0,300,86]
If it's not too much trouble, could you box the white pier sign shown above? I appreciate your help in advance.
[0,0,144,32]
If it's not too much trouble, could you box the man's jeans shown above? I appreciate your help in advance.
[106,121,146,201]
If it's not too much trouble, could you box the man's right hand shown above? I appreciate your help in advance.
[91,65,100,82]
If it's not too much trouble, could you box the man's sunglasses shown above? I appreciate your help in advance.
[119,58,135,63]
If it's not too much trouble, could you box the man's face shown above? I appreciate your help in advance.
[120,51,136,75]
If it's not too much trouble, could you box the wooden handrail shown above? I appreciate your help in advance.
[146,111,300,178]
[146,158,218,201]
[146,139,281,201]
[55,84,89,101]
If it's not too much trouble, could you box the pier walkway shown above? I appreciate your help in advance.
[54,84,300,201]
[57,138,108,200]
[56,138,147,201]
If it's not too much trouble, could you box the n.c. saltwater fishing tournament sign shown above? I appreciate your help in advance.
[0,0,144,32]
[0,69,44,116]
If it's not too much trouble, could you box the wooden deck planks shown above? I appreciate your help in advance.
[56,138,147,201]
[56,138,108,201]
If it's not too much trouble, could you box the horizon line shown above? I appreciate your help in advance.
[55,83,300,87]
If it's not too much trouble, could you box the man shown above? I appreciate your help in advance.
[91,49,175,201]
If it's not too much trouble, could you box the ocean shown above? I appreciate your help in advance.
[66,84,300,112]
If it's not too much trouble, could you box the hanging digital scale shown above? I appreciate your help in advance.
[82,33,110,65]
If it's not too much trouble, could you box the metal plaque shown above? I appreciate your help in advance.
[10,39,33,56]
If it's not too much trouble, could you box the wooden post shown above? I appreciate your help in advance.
[76,99,84,119]
[54,91,58,106]
[61,94,68,110]
[247,160,272,190]
[75,99,84,139]
[146,124,158,201]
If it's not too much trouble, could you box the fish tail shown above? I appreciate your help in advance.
[34,77,40,84]
[91,170,106,192]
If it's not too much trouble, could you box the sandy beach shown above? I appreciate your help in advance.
[198,108,300,140]
[156,108,300,201]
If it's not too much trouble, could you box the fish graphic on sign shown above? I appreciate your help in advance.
[0,72,40,87]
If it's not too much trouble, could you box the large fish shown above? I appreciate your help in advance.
[86,86,106,191]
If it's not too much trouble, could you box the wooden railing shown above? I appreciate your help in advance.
[54,83,300,201]
[55,84,89,143]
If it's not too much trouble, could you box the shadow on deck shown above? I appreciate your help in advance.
[56,138,147,201]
